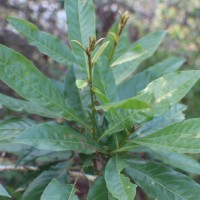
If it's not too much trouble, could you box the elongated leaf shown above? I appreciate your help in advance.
[17,147,71,165]
[126,162,200,200]
[135,70,200,116]
[15,124,98,154]
[64,65,90,121]
[41,179,78,200]
[22,161,70,200]
[133,103,186,138]
[96,98,150,111]
[105,156,137,200]
[118,57,185,100]
[0,118,35,144]
[8,17,74,66]
[92,41,110,64]
[100,70,200,140]
[113,31,166,85]
[0,184,10,198]
[0,45,89,129]
[111,46,145,67]
[0,94,61,118]
[88,176,117,200]
[94,57,119,124]
[65,0,96,76]
[134,118,200,153]
[149,150,200,175]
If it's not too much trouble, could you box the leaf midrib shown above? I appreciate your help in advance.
[15,26,73,66]
[130,167,186,200]
[4,66,90,130]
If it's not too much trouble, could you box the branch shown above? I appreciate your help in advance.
[69,171,97,182]
[0,165,38,172]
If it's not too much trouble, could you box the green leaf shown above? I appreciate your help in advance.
[64,65,90,120]
[17,147,71,165]
[0,94,62,118]
[22,161,70,200]
[118,57,185,100]
[105,156,137,200]
[0,118,35,144]
[134,118,200,153]
[88,176,117,200]
[8,17,74,66]
[41,179,78,200]
[0,45,89,129]
[15,124,98,154]
[92,41,110,64]
[75,79,88,89]
[126,162,200,200]
[133,103,186,138]
[93,57,119,124]
[65,0,96,76]
[0,184,11,198]
[135,70,200,116]
[149,150,200,175]
[111,45,145,67]
[96,98,150,111]
[113,31,166,85]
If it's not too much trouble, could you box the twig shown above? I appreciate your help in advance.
[69,171,97,182]
[0,165,38,171]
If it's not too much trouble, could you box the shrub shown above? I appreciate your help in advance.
[0,0,200,199]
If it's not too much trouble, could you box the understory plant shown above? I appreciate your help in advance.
[1,0,200,199]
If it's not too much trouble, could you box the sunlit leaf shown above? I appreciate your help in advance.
[0,184,11,198]
[118,57,185,100]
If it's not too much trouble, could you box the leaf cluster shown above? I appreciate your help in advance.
[0,0,200,199]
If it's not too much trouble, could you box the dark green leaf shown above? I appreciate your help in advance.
[88,176,117,200]
[134,118,200,153]
[15,124,98,154]
[0,45,89,129]
[41,179,78,200]
[149,150,200,175]
[126,162,200,200]
[22,161,70,200]
[0,118,35,144]
[105,156,137,200]
[132,103,186,138]
[8,17,74,66]
[65,0,96,76]
[0,94,61,118]
[64,65,90,120]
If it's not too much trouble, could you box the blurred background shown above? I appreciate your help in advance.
[0,0,200,199]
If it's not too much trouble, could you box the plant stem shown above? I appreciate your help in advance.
[88,53,96,138]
